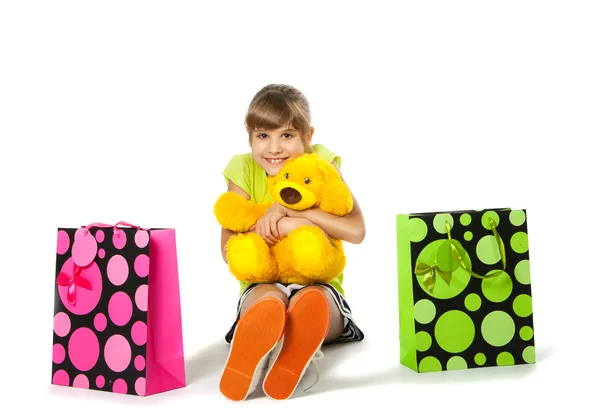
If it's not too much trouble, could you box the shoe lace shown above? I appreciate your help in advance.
[303,349,325,392]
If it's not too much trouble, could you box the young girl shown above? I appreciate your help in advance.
[218,84,366,401]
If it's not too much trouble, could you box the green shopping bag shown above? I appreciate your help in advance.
[396,208,535,372]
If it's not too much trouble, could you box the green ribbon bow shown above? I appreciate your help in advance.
[414,261,453,292]
[414,218,506,291]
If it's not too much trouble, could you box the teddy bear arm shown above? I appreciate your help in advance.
[214,192,272,232]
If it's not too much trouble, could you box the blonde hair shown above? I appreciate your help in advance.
[245,84,313,153]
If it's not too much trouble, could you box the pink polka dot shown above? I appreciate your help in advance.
[134,355,145,371]
[131,321,147,346]
[135,230,149,248]
[112,378,128,394]
[52,369,69,386]
[96,375,105,388]
[135,377,146,396]
[108,291,133,326]
[58,259,103,315]
[104,334,131,372]
[113,229,127,250]
[68,327,100,372]
[134,254,149,277]
[135,284,148,312]
[107,255,128,286]
[72,228,98,267]
[53,343,65,364]
[95,230,105,243]
[54,312,71,337]
[98,249,106,259]
[73,374,89,389]
[57,230,70,255]
[94,313,107,332]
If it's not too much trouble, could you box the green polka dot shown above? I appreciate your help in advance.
[416,331,432,352]
[446,356,468,370]
[481,311,515,347]
[519,326,534,341]
[481,271,513,303]
[523,346,536,364]
[513,294,533,317]
[496,352,515,366]
[476,235,502,265]
[433,213,454,235]
[464,231,473,241]
[460,214,472,226]
[415,240,472,299]
[511,232,529,254]
[514,260,531,285]
[436,239,466,272]
[474,353,486,366]
[434,310,475,353]
[464,293,481,311]
[509,210,526,226]
[481,211,500,229]
[418,356,442,372]
[414,299,436,324]
[408,218,428,242]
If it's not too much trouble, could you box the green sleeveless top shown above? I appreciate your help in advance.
[223,144,346,296]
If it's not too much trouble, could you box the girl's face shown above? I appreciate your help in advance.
[250,125,313,176]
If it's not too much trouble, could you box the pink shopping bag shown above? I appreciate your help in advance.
[51,221,186,396]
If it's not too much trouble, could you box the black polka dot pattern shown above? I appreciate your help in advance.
[52,227,151,395]
[398,208,536,372]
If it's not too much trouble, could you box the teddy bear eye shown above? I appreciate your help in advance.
[304,177,311,184]
[284,173,289,179]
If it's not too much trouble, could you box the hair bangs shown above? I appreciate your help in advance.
[245,91,308,134]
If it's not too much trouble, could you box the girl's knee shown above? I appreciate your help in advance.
[291,285,325,300]
[252,283,286,296]
[241,284,288,313]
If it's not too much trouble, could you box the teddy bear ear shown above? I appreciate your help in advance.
[316,160,353,216]
[319,179,353,216]
[315,157,340,182]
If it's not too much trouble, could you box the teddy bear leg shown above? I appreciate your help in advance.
[226,233,278,283]
[282,226,346,284]
[272,237,311,285]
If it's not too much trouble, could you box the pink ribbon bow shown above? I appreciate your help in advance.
[56,264,92,306]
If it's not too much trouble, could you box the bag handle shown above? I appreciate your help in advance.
[445,219,506,279]
[414,218,506,292]
[82,221,142,236]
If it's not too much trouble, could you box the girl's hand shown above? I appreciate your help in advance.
[276,217,316,238]
[249,203,288,246]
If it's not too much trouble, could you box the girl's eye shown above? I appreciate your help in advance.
[258,133,268,139]
[282,133,292,139]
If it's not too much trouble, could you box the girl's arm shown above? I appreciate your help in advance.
[286,162,366,244]
[276,217,316,238]
[220,180,250,263]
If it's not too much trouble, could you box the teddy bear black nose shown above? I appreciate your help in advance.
[280,187,302,205]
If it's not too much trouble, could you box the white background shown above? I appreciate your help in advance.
[1,1,599,409]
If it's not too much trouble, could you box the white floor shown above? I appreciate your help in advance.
[37,334,571,411]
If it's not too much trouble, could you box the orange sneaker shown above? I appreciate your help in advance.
[263,289,330,400]
[219,297,287,401]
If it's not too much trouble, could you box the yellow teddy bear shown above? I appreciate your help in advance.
[214,153,353,285]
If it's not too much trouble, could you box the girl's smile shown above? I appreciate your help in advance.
[251,126,311,176]
[265,157,288,164]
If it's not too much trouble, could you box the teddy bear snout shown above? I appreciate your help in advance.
[279,187,302,205]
